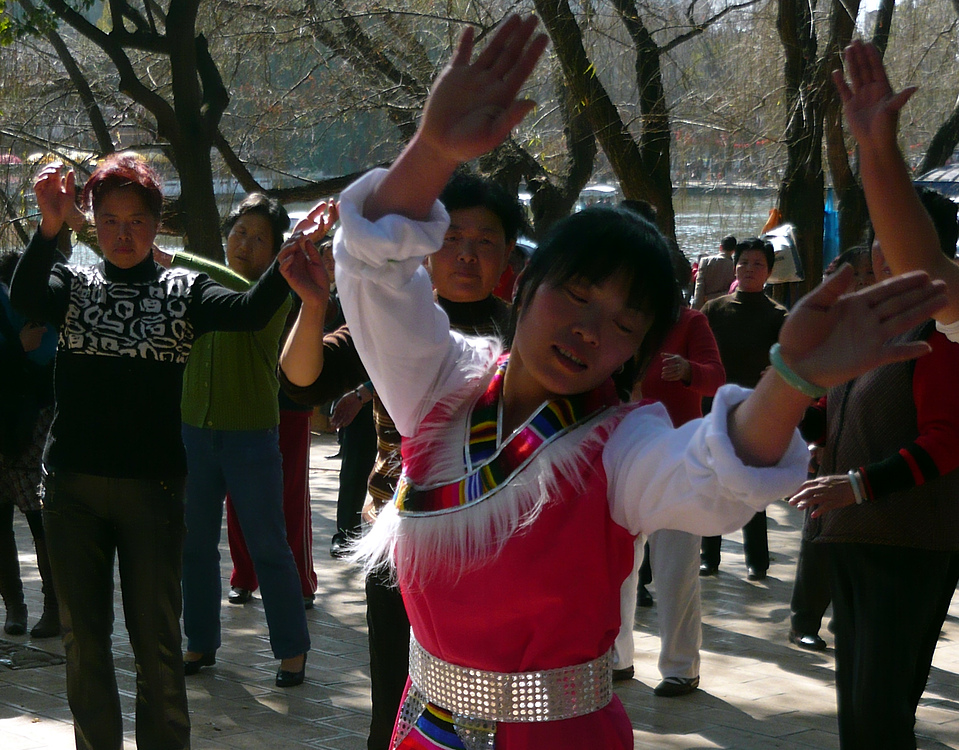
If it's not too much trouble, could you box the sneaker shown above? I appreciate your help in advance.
[653,676,700,697]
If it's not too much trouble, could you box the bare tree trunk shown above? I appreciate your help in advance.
[777,0,824,297]
[533,0,676,240]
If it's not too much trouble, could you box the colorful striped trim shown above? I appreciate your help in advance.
[395,357,619,516]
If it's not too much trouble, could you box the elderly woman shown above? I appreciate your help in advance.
[11,154,291,750]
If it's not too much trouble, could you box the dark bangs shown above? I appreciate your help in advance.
[511,205,680,397]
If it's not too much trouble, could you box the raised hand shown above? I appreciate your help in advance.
[833,40,915,151]
[778,265,946,390]
[418,15,548,166]
[291,200,338,243]
[278,236,332,310]
[34,164,78,239]
[364,15,547,222]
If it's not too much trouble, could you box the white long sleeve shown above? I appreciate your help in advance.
[604,385,808,537]
[333,169,499,436]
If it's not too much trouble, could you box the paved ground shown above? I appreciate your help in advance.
[1,430,958,749]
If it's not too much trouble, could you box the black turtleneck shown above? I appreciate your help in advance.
[10,229,290,479]
[700,289,788,389]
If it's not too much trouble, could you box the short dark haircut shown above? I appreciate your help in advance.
[440,172,525,243]
[512,205,680,397]
[222,193,291,255]
[734,237,775,271]
[916,186,958,260]
[721,235,737,253]
[82,152,163,221]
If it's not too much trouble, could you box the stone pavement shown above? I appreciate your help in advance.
[1,430,958,749]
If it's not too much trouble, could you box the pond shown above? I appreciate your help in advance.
[68,189,780,268]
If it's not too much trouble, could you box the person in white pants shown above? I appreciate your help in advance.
[614,530,703,696]
[612,303,726,696]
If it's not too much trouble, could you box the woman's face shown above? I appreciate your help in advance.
[509,274,652,403]
[226,212,276,281]
[93,186,158,269]
[735,249,771,293]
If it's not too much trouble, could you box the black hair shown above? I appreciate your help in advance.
[865,186,958,260]
[511,205,680,398]
[916,187,958,260]
[222,193,291,255]
[828,244,871,275]
[439,172,525,243]
[721,235,737,253]
[734,237,775,271]
[619,199,657,223]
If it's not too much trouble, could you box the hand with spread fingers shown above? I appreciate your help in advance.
[364,14,548,223]
[833,40,915,156]
[417,15,549,168]
[776,265,947,392]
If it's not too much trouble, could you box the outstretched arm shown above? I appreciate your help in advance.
[835,40,959,325]
[729,266,946,466]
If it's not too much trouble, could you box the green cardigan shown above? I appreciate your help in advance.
[174,251,292,430]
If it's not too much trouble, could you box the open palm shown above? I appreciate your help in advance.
[778,266,946,390]
[418,16,548,165]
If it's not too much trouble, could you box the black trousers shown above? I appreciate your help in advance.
[365,567,411,750]
[701,511,769,571]
[335,402,377,537]
[828,542,959,750]
[43,470,190,750]
[789,538,831,634]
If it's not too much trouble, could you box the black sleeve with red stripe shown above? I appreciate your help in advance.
[859,329,959,501]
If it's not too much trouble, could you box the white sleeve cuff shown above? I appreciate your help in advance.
[333,168,450,290]
[936,317,959,344]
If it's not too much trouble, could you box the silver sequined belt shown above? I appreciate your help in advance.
[407,635,613,723]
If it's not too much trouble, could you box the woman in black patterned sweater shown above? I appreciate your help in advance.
[12,154,290,750]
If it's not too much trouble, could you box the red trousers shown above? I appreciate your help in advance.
[227,409,317,597]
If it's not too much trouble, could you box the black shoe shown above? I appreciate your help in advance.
[788,629,827,651]
[303,594,315,610]
[326,450,342,460]
[330,533,351,559]
[699,563,718,577]
[3,602,27,635]
[653,676,700,697]
[746,566,767,581]
[276,652,307,687]
[29,608,60,639]
[183,652,216,676]
[612,666,634,682]
[638,584,654,608]
[228,587,252,605]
